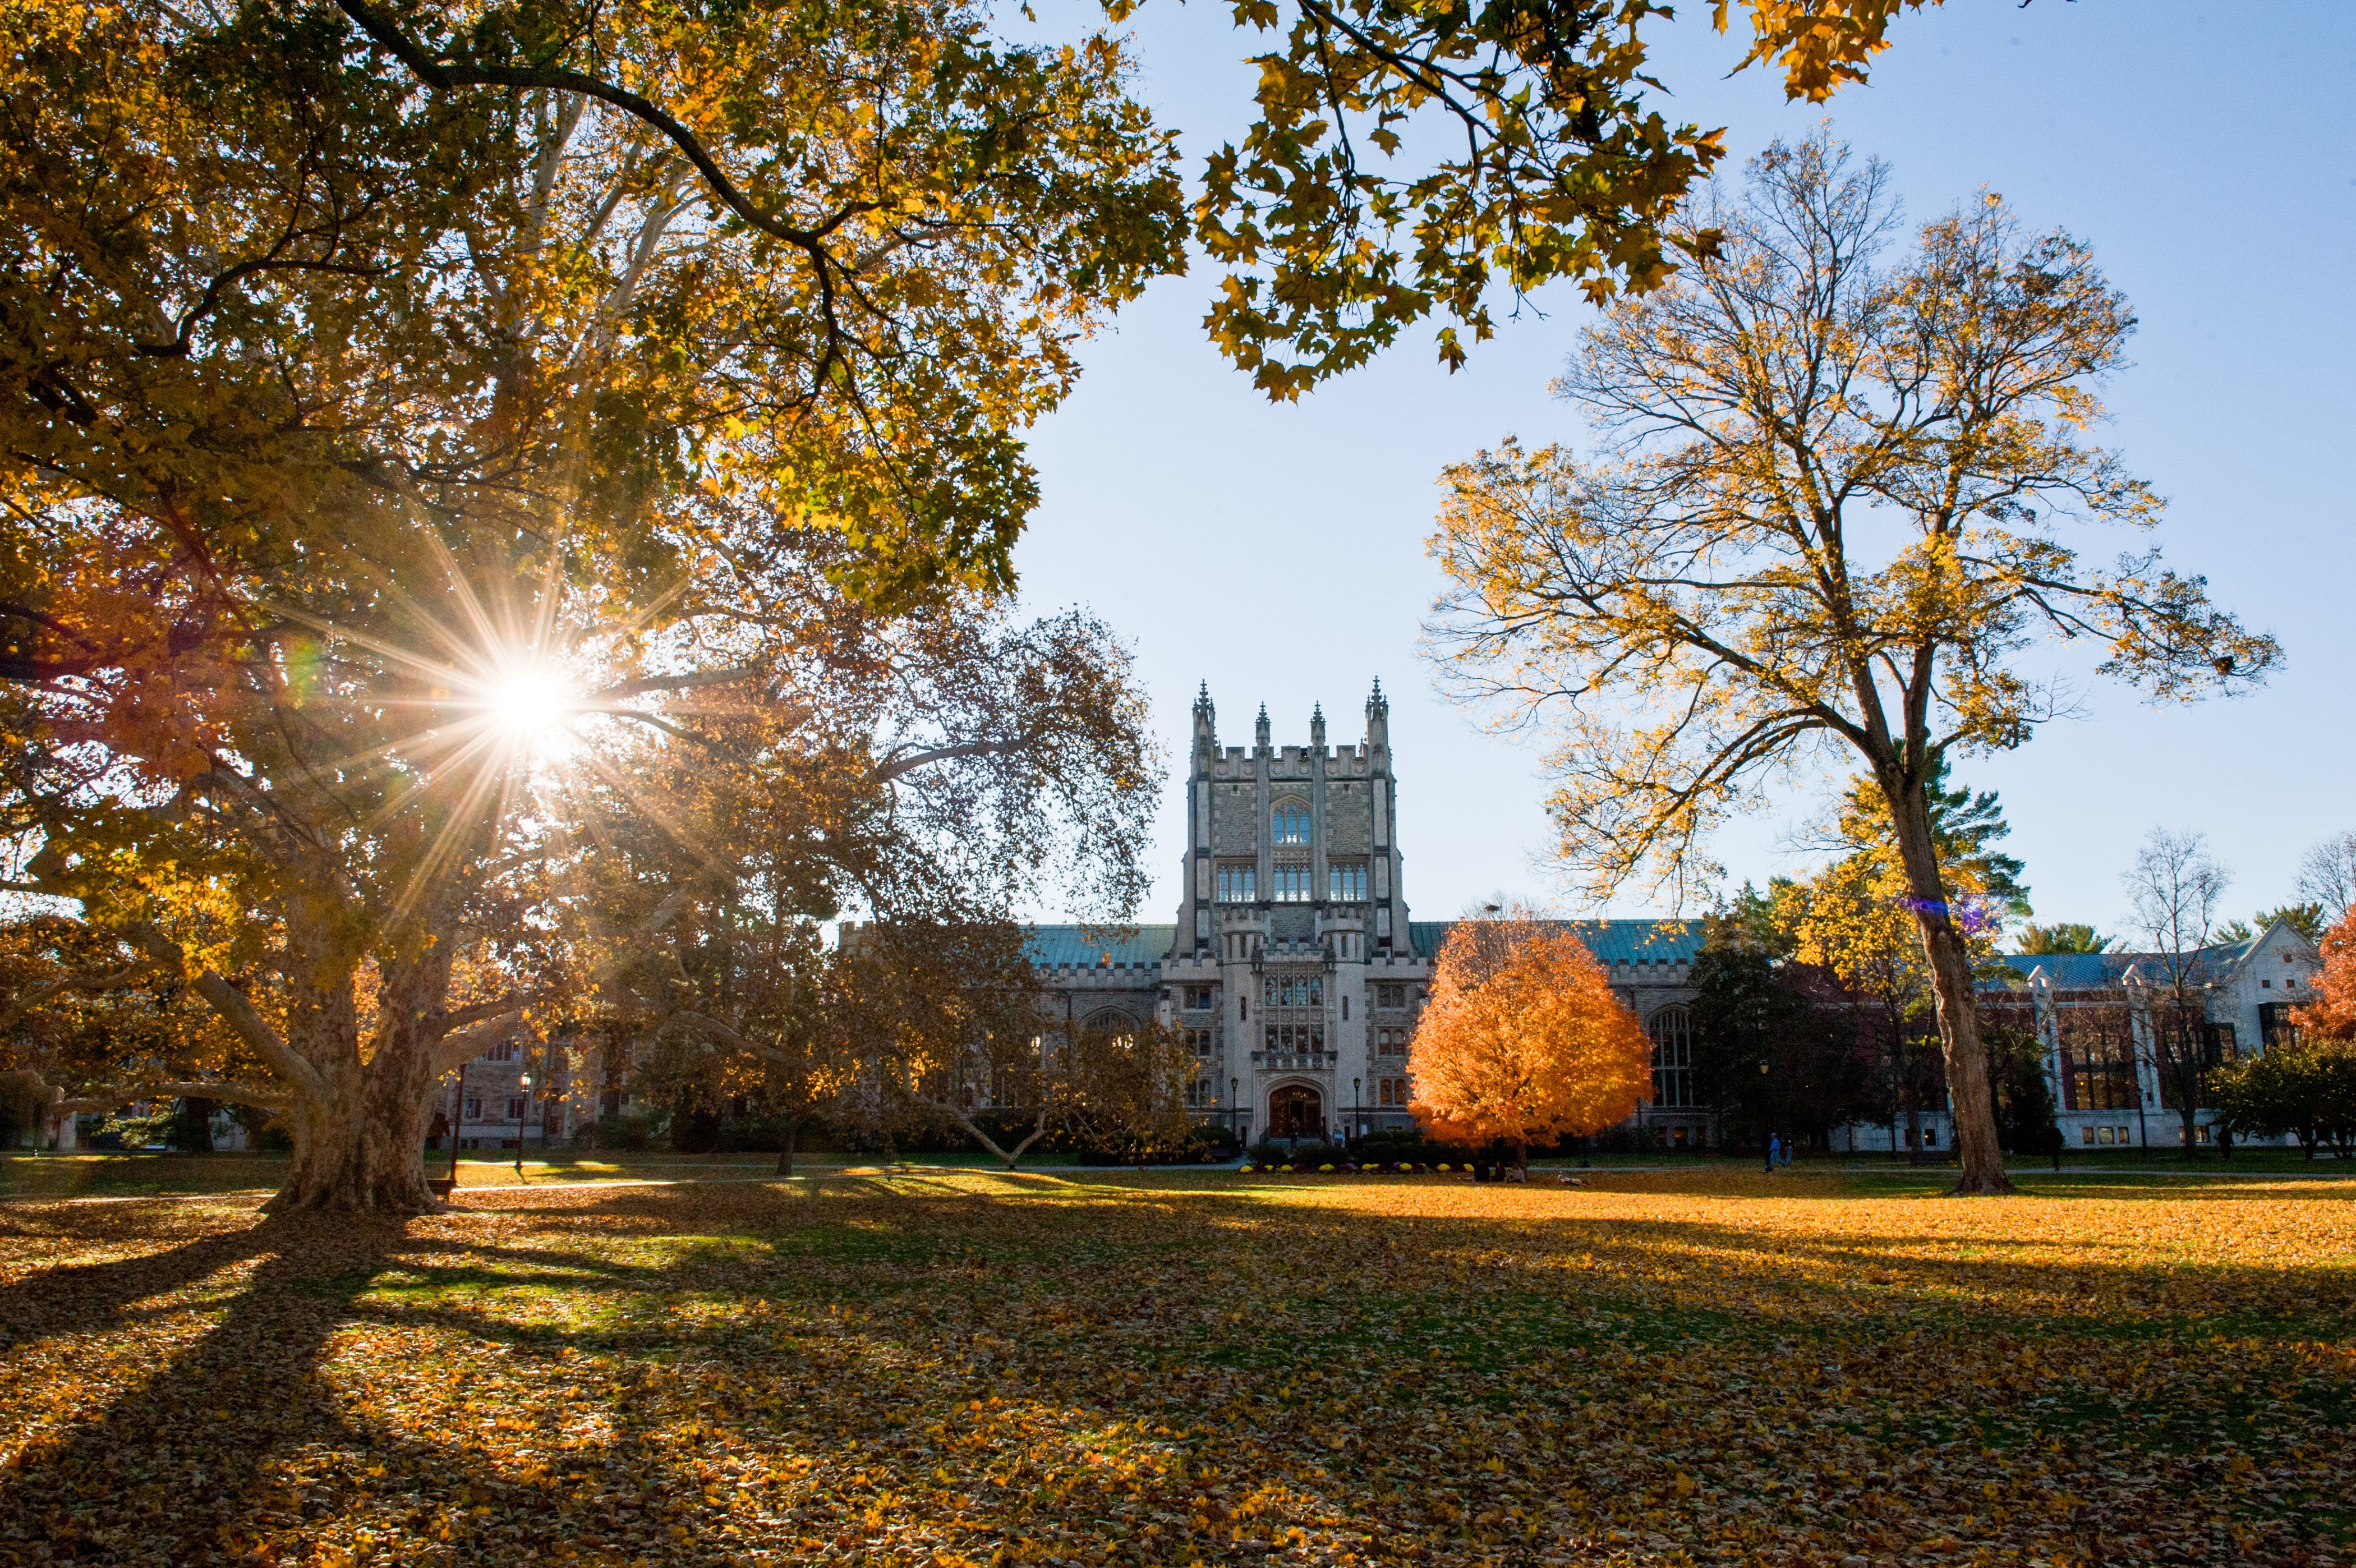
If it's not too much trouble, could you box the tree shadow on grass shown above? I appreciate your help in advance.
[2,1177,2348,1567]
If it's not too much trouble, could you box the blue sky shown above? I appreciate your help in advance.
[1006,0,2356,940]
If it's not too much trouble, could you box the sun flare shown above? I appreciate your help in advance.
[485,666,572,740]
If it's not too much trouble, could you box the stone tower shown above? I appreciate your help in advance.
[1159,682,1418,1143]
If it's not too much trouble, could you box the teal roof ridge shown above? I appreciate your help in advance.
[1408,918,1707,963]
[1023,923,1177,969]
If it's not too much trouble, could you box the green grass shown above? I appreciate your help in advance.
[2,1170,2351,1566]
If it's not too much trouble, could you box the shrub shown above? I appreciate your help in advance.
[1352,1126,1435,1163]
[596,1114,657,1152]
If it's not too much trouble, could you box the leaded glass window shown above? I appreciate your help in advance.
[1648,1005,1692,1109]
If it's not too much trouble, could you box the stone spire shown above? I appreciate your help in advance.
[1255,702,1271,749]
[1310,701,1326,748]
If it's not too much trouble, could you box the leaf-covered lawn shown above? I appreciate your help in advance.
[1,1172,2350,1567]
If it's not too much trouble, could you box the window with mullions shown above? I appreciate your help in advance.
[1328,862,1367,901]
[1260,967,1327,1055]
[1216,863,1257,902]
[2058,1004,2138,1111]
[1647,1005,1692,1109]
[1264,974,1324,1008]
[1272,803,1310,844]
[1272,863,1314,903]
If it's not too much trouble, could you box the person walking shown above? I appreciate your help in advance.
[1765,1133,1779,1175]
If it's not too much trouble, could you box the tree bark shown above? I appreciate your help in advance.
[1885,782,2011,1195]
[776,1115,801,1178]
[265,1023,445,1213]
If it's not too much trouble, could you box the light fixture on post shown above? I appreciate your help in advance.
[514,1065,532,1180]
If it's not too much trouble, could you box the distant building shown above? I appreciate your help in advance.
[1024,683,1705,1147]
[1026,679,2328,1155]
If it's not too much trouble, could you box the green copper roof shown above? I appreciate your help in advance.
[1409,919,1706,964]
[1023,925,1177,969]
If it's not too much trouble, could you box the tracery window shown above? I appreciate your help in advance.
[1262,967,1327,1054]
[1272,863,1314,903]
[1648,1005,1692,1109]
[1328,862,1367,901]
[1272,802,1310,844]
[1216,863,1257,902]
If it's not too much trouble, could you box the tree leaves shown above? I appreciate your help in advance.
[1407,914,1652,1157]
[2,1171,2352,1565]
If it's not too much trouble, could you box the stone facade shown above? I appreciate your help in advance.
[1027,683,1709,1146]
[1028,681,2335,1157]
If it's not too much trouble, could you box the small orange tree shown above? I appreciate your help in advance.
[2293,907,2356,1042]
[1406,913,1652,1171]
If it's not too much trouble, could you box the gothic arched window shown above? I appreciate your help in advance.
[1271,801,1310,845]
[1647,1005,1693,1109]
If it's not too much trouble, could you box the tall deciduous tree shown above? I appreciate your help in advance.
[0,0,1175,1207]
[1406,909,1650,1170]
[2297,833,2356,924]
[2122,827,2233,1160]
[1426,135,2275,1194]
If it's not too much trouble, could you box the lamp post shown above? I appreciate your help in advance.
[1230,1077,1240,1148]
[513,1065,532,1180]
[1352,1077,1362,1144]
[449,1061,468,1187]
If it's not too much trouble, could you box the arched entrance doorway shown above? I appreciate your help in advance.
[1269,1084,1324,1139]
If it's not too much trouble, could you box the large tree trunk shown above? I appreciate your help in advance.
[260,938,452,1215]
[268,1060,440,1213]
[1886,788,2010,1195]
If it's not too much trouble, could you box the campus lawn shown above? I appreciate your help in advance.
[0,1148,1099,1202]
[2,1172,2350,1567]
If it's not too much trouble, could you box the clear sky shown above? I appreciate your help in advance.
[1005,0,2356,941]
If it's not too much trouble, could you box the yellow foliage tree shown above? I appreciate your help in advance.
[1427,134,2275,1194]
[1406,914,1651,1170]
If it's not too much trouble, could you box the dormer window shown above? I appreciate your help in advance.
[1272,801,1310,844]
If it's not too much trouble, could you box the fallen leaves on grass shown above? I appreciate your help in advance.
[0,1172,2350,1567]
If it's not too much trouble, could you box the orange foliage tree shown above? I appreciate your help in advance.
[2293,908,2356,1042]
[1406,914,1651,1171]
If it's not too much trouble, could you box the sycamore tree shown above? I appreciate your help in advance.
[0,0,1181,1207]
[558,587,1162,1175]
[1426,134,2275,1194]
[1405,908,1650,1171]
